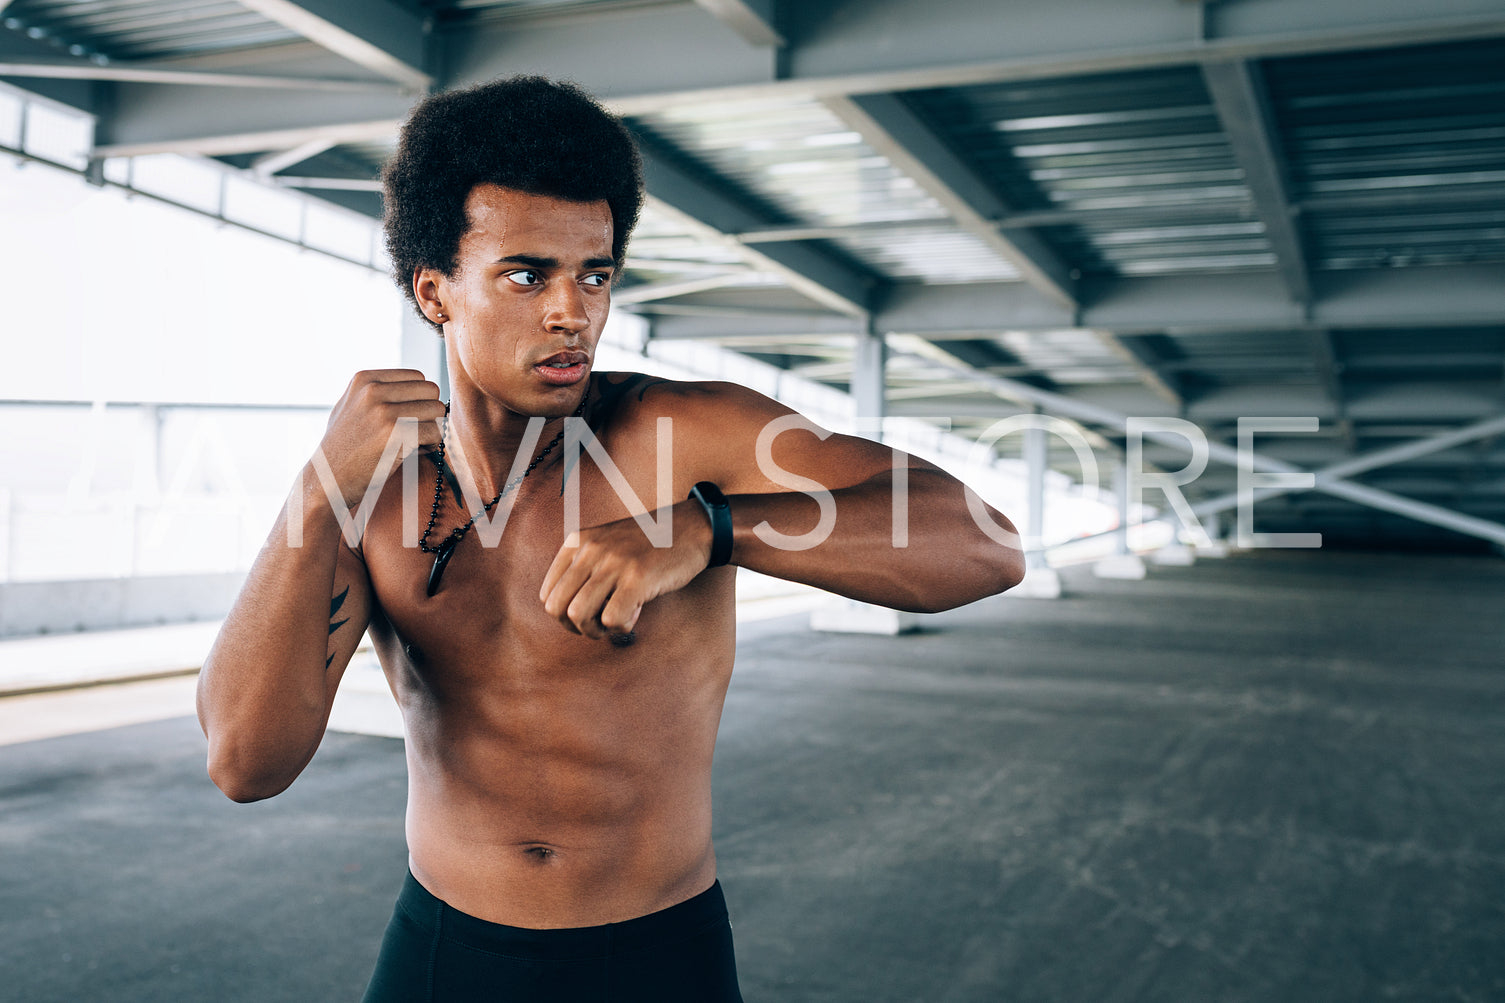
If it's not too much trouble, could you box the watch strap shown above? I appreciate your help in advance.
[688,481,733,568]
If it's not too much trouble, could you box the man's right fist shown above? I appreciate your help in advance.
[315,369,445,510]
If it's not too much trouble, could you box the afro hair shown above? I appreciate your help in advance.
[381,76,644,331]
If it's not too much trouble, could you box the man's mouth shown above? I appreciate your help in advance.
[534,351,590,385]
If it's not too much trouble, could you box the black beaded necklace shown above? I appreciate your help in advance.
[420,385,589,596]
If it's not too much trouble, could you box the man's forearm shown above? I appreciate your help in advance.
[727,467,1024,612]
[197,466,358,801]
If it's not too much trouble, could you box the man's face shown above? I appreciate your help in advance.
[437,184,615,418]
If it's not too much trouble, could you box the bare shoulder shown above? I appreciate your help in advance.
[591,372,786,429]
[590,372,814,489]
[588,371,910,494]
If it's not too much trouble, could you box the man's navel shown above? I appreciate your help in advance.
[520,843,560,863]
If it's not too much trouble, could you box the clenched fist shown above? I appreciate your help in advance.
[316,369,446,510]
[539,500,718,640]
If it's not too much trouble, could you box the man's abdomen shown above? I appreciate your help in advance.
[396,644,730,928]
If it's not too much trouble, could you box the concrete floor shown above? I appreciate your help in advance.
[1,549,1502,1002]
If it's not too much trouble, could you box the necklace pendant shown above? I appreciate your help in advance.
[426,537,459,597]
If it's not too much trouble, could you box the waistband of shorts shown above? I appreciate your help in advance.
[395,870,729,961]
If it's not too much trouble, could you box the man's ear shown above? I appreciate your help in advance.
[413,267,449,327]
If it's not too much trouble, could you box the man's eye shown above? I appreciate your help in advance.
[505,270,540,286]
[582,273,610,287]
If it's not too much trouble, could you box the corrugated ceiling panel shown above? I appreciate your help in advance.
[444,0,678,19]
[907,67,1275,277]
[629,98,1021,283]
[4,0,301,59]
[1266,39,1505,270]
[1161,330,1314,385]
[996,329,1143,385]
[628,200,749,271]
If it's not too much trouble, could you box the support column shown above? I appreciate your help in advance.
[1197,510,1230,558]
[1013,415,1062,597]
[1024,420,1046,554]
[813,322,923,632]
[851,322,887,437]
[1095,456,1146,579]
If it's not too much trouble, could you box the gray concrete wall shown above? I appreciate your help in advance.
[0,573,243,637]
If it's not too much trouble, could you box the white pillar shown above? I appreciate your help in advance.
[813,323,923,632]
[1024,420,1046,558]
[851,323,887,437]
[1095,456,1146,579]
[1198,510,1230,557]
[1011,416,1062,597]
[1114,456,1130,556]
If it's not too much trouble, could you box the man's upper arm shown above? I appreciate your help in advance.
[681,381,924,496]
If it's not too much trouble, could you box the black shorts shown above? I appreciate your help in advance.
[361,871,744,1003]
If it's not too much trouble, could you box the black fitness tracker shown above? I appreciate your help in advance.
[688,481,734,568]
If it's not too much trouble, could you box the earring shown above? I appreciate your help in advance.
[435,311,447,323]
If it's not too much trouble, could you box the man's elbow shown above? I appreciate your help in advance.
[959,536,1027,607]
[214,778,280,805]
[995,546,1027,593]
[209,765,293,804]
[205,741,298,804]
[961,558,1027,609]
[897,546,1024,614]
[972,507,1027,596]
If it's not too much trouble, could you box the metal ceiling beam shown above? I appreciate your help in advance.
[1201,58,1311,306]
[643,310,862,339]
[1176,413,1505,547]
[733,218,951,244]
[1,131,382,272]
[0,20,101,110]
[636,142,875,317]
[1235,413,1505,504]
[693,0,783,47]
[818,92,1200,419]
[649,265,1505,339]
[906,349,1505,548]
[443,0,1505,113]
[1307,329,1357,452]
[273,176,382,191]
[733,183,1505,237]
[252,137,339,176]
[1346,353,1505,371]
[93,118,402,159]
[88,57,415,154]
[117,40,328,72]
[821,92,1077,308]
[1300,185,1505,214]
[0,57,400,92]
[230,0,432,91]
[1308,330,1344,409]
[444,4,778,100]
[911,266,1505,335]
[1106,335,1184,411]
[615,273,760,305]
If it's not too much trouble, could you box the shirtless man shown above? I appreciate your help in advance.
[197,76,1024,1002]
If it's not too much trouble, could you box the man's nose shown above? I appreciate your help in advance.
[543,281,589,334]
